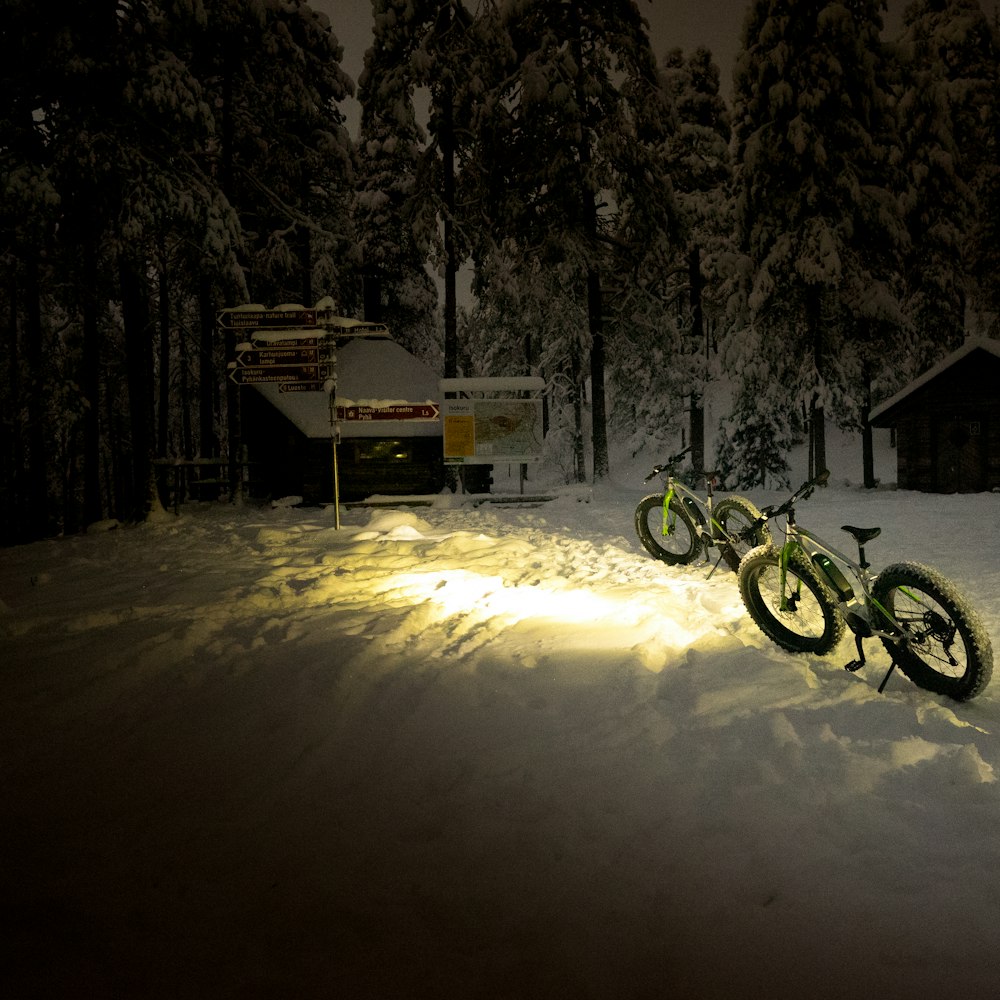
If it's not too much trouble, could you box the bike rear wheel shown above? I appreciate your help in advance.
[634,493,700,565]
[738,544,844,654]
[713,495,770,572]
[872,562,993,701]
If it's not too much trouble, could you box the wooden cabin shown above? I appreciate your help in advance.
[242,326,445,503]
[869,339,1000,493]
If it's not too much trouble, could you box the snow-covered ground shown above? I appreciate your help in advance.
[3,436,1000,999]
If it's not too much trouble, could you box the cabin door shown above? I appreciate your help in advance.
[936,414,987,492]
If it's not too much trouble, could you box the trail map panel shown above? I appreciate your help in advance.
[443,398,543,464]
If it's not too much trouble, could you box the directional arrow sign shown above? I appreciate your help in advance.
[235,346,320,367]
[278,381,326,393]
[337,403,440,421]
[218,309,317,330]
[228,364,325,385]
[250,336,321,349]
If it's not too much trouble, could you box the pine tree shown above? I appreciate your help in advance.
[715,342,797,489]
[731,0,905,480]
[0,0,62,538]
[354,1,442,357]
[968,9,1000,333]
[478,0,677,482]
[192,0,356,306]
[661,46,733,474]
[0,0,358,535]
[894,0,999,364]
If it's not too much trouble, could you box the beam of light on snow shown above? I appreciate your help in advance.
[374,568,700,648]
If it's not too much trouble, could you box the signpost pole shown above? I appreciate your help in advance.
[323,336,340,530]
[332,432,340,530]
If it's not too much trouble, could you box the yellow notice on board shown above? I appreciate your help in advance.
[444,414,476,458]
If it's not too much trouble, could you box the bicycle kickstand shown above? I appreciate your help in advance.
[706,548,725,580]
[877,659,898,694]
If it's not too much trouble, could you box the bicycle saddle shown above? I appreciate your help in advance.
[841,525,881,544]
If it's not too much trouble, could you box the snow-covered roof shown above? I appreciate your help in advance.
[869,338,1000,424]
[440,376,546,394]
[252,335,442,439]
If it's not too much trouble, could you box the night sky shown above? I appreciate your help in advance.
[316,0,982,113]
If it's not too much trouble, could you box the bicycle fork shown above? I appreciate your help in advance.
[777,544,804,613]
[660,487,677,536]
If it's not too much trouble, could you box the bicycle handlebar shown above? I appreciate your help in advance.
[759,469,829,520]
[643,445,693,482]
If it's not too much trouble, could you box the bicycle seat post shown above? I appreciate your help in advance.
[841,525,881,570]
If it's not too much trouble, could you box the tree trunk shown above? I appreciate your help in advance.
[299,214,313,307]
[442,85,457,381]
[587,266,609,480]
[570,6,608,482]
[811,401,827,477]
[179,298,193,461]
[5,266,24,541]
[24,256,50,537]
[807,284,826,477]
[440,82,459,491]
[157,259,170,456]
[220,44,241,502]
[120,254,154,522]
[571,346,586,483]
[225,322,242,502]
[198,276,218,459]
[82,238,103,527]
[363,269,382,323]
[688,244,705,476]
[862,362,876,488]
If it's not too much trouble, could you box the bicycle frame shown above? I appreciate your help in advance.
[766,482,916,690]
[660,473,726,539]
[646,447,728,543]
[777,522,894,641]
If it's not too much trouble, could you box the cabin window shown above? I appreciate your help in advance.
[357,439,412,462]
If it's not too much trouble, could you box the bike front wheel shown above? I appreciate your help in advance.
[738,544,844,654]
[634,493,701,565]
[713,495,771,572]
[872,563,993,701]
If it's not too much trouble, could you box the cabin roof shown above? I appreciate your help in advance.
[252,335,442,439]
[869,338,1000,426]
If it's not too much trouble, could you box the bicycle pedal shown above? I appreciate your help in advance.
[844,659,864,673]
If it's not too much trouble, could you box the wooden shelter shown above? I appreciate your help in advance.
[869,339,1000,493]
[242,327,445,503]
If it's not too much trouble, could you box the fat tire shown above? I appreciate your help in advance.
[713,495,771,572]
[634,493,701,565]
[872,562,993,701]
[738,544,844,654]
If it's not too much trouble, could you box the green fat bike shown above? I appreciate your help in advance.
[634,447,771,574]
[736,470,993,701]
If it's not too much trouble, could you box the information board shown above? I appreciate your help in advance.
[440,378,545,465]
